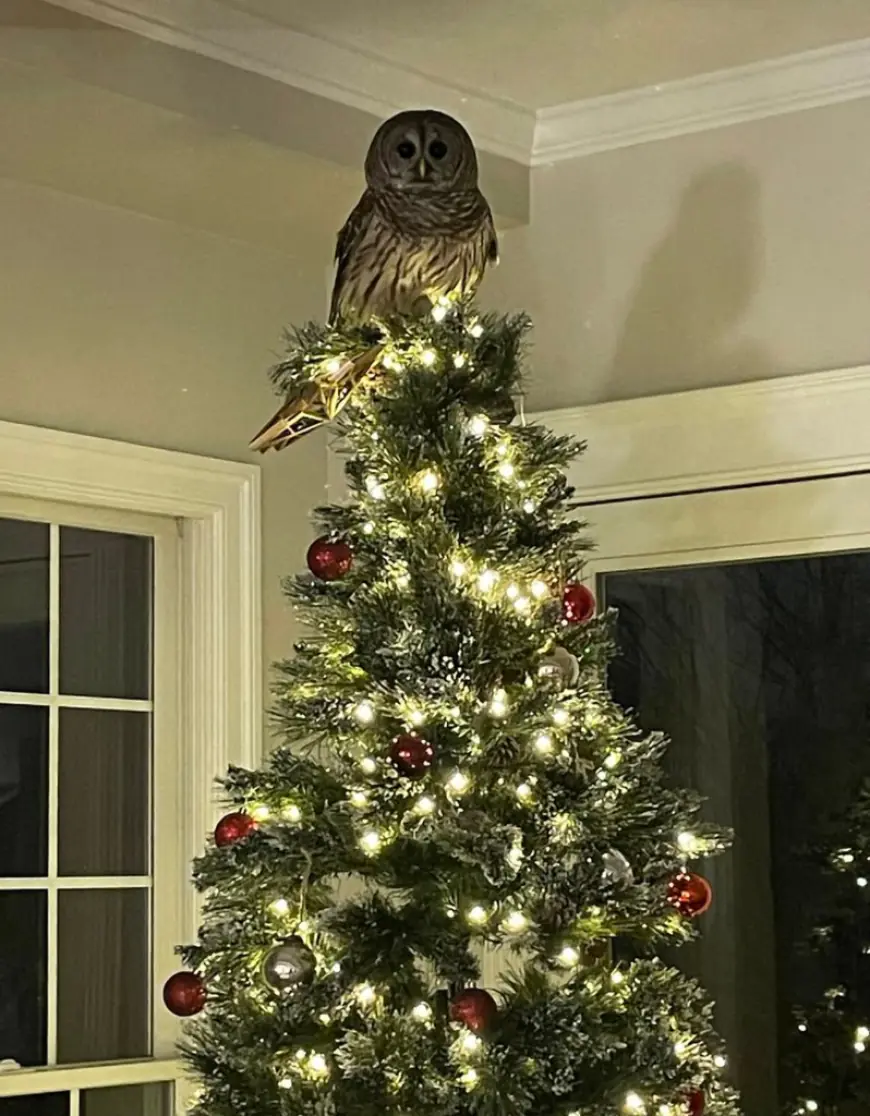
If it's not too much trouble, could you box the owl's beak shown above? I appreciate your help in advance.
[417,157,430,179]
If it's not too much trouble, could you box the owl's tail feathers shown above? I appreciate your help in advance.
[249,343,385,453]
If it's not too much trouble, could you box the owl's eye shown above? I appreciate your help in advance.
[428,140,448,160]
[396,140,416,159]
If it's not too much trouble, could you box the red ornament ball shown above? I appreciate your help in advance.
[686,1088,706,1115]
[561,582,596,624]
[667,871,713,918]
[163,971,206,1016]
[307,536,353,581]
[389,734,435,778]
[214,811,257,848]
[450,987,498,1034]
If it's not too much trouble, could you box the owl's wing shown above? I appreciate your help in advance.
[483,200,499,265]
[329,189,377,324]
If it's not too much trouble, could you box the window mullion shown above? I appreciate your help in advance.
[47,523,61,1066]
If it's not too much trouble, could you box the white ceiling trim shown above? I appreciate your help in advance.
[43,1,870,166]
[533,36,870,164]
[43,0,536,162]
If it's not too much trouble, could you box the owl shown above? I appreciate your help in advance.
[329,109,498,325]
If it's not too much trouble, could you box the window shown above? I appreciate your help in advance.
[0,420,260,1115]
[0,498,178,1114]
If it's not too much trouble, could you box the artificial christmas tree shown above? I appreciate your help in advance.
[785,779,870,1115]
[167,301,740,1116]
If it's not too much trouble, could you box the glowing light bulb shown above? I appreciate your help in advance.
[418,469,440,494]
[461,1032,481,1052]
[505,911,528,933]
[279,1077,293,1089]
[624,1093,645,1114]
[461,1068,479,1086]
[448,770,470,794]
[506,583,520,600]
[469,415,489,437]
[841,852,855,863]
[366,478,386,501]
[451,558,468,578]
[360,830,381,853]
[269,898,290,917]
[478,569,499,592]
[467,905,488,925]
[319,1011,331,1024]
[416,795,436,815]
[558,946,580,967]
[349,790,368,808]
[362,520,375,535]
[516,782,533,801]
[395,572,410,588]
[530,579,548,599]
[490,689,509,717]
[677,831,698,854]
[453,352,467,368]
[856,1041,866,1053]
[360,757,377,774]
[514,596,531,613]
[498,462,516,480]
[325,358,342,376]
[604,751,621,769]
[714,1054,727,1068]
[805,1101,819,1112]
[552,707,570,727]
[308,1054,328,1076]
[356,983,376,1006]
[798,1023,807,1032]
[421,349,437,367]
[673,1041,687,1057]
[354,701,375,724]
[412,1002,432,1021]
[469,322,484,338]
[658,1107,674,1116]
[431,304,448,322]
[859,877,868,888]
[858,1026,870,1041]
[534,732,553,754]
[282,803,302,823]
[250,804,271,822]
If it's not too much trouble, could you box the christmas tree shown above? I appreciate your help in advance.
[786,778,870,1115]
[164,303,740,1116]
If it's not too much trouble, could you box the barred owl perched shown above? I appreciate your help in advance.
[329,109,498,324]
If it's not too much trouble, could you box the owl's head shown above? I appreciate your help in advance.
[364,109,479,192]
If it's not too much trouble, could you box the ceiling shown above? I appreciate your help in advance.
[226,0,870,108]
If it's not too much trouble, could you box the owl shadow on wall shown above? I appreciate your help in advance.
[608,162,772,399]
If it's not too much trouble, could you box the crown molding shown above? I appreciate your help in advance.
[41,1,870,166]
[532,36,870,164]
[43,0,536,163]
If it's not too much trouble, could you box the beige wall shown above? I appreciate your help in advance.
[0,176,327,720]
[485,98,870,410]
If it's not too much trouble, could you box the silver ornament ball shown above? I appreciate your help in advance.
[602,848,634,886]
[262,936,316,992]
[539,646,580,689]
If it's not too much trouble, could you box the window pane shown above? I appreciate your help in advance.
[59,527,152,700]
[0,705,48,877]
[0,518,49,694]
[604,552,870,1115]
[0,1096,67,1116]
[82,1083,172,1116]
[58,709,150,877]
[56,889,150,1064]
[0,891,47,1066]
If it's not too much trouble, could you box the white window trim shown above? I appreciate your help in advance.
[0,418,261,1106]
[532,363,870,503]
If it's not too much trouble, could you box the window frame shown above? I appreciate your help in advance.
[0,419,261,1110]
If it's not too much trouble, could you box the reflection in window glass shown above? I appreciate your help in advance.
[0,1095,67,1116]
[58,708,150,877]
[59,527,152,700]
[0,890,47,1067]
[0,705,49,878]
[605,554,870,1115]
[82,1083,172,1116]
[0,518,49,694]
[56,889,150,1064]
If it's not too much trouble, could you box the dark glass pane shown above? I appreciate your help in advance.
[59,527,152,700]
[0,1095,66,1116]
[56,889,150,1064]
[0,705,48,877]
[0,891,47,1066]
[58,709,150,877]
[82,1083,171,1116]
[604,553,870,1116]
[0,518,49,694]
